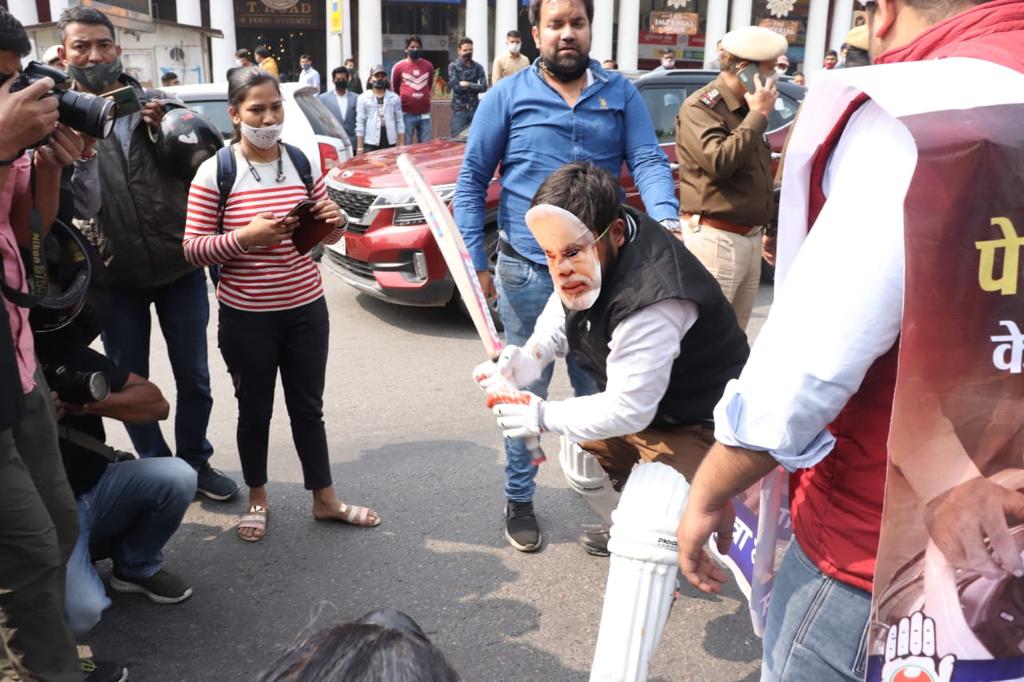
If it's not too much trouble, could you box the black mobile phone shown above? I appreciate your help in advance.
[737,63,762,95]
[105,85,142,118]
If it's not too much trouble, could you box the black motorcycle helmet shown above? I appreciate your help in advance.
[153,101,225,180]
[29,219,99,336]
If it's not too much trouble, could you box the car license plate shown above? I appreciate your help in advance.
[338,233,347,257]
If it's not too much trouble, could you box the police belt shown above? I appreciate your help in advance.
[681,213,764,237]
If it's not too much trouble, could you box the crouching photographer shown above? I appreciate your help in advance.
[32,235,196,642]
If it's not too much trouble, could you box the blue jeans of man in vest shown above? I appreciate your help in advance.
[761,538,871,682]
[495,251,598,503]
[101,268,214,467]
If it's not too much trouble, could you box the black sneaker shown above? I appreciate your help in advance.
[80,658,128,682]
[579,523,610,557]
[110,568,193,605]
[196,462,239,501]
[505,500,542,552]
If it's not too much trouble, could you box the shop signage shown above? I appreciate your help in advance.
[329,0,342,33]
[649,11,700,36]
[758,18,800,42]
[235,0,320,28]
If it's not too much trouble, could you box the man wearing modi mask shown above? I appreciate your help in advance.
[474,162,748,680]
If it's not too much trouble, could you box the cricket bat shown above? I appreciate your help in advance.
[396,154,545,465]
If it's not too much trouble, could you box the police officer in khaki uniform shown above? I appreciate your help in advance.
[675,26,788,331]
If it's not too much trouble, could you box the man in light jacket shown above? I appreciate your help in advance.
[356,64,406,153]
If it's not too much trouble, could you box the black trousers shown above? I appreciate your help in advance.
[0,368,80,681]
[218,297,332,491]
[363,141,393,152]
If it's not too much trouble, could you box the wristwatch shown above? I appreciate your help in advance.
[659,218,682,233]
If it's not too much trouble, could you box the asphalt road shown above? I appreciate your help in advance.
[84,270,774,682]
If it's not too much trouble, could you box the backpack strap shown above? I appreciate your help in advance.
[281,142,315,198]
[214,144,237,236]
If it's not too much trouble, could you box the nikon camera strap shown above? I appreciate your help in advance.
[1,151,49,308]
[57,424,124,464]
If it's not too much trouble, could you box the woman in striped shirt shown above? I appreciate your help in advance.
[184,67,380,542]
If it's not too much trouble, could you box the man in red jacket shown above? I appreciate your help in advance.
[675,1,1024,680]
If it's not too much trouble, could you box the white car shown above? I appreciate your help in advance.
[163,82,353,177]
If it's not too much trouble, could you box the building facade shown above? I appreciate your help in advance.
[7,0,866,89]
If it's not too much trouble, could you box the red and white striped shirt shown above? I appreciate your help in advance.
[184,145,341,312]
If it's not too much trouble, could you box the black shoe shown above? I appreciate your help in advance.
[196,463,239,501]
[80,658,128,682]
[579,523,610,557]
[110,568,193,604]
[505,500,542,552]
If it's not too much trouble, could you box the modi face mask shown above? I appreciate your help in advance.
[525,204,609,311]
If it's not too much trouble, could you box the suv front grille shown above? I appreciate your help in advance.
[327,248,374,280]
[328,186,375,224]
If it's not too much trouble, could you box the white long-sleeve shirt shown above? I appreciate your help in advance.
[713,100,916,471]
[531,292,698,442]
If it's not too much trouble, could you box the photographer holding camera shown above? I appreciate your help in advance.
[34,332,197,641]
[0,7,94,681]
[58,6,238,502]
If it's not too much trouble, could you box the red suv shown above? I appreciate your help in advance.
[323,70,804,310]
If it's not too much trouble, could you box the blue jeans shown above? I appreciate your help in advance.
[64,457,196,635]
[101,268,214,467]
[450,106,476,136]
[403,113,431,144]
[761,538,871,682]
[495,251,598,502]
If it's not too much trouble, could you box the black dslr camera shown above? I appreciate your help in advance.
[44,364,110,405]
[9,61,116,139]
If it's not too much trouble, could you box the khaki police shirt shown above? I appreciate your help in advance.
[492,53,530,84]
[675,75,774,227]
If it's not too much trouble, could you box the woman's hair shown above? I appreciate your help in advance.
[259,612,460,682]
[226,66,281,142]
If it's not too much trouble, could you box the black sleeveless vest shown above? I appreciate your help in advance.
[565,207,749,428]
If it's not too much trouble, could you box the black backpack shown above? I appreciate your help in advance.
[209,143,315,283]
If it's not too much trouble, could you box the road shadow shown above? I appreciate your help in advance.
[82,439,589,682]
[353,292,479,342]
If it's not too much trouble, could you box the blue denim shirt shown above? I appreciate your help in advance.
[454,59,679,270]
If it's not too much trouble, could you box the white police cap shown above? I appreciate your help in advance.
[720,26,789,62]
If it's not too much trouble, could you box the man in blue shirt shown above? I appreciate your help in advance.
[448,37,487,135]
[455,0,679,553]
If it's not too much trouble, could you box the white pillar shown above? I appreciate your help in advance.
[829,0,856,51]
[10,0,39,23]
[358,0,383,79]
[175,0,201,27]
[466,0,489,75]
[210,0,237,82]
[703,0,728,70]
[341,0,353,64]
[49,0,69,22]
[494,0,517,65]
[10,0,38,56]
[730,0,753,30]
[592,0,614,64]
[803,0,829,75]
[616,0,639,70]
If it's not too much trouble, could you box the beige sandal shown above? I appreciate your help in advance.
[237,505,268,542]
[317,502,381,527]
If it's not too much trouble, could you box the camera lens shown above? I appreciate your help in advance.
[86,372,110,401]
[55,89,116,139]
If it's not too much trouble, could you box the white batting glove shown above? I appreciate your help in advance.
[495,344,549,389]
[472,359,500,391]
[490,391,544,439]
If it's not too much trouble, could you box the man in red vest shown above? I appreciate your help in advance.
[675,1,1024,680]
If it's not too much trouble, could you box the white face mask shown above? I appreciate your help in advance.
[509,42,521,54]
[240,122,283,150]
[235,59,244,67]
[525,204,605,311]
